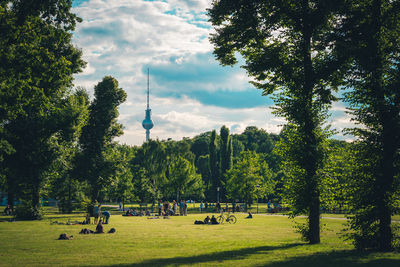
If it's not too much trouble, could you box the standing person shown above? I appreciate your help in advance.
[94,204,101,224]
[163,201,169,216]
[183,200,188,216]
[200,201,204,213]
[179,200,184,216]
[205,201,208,211]
[158,201,162,216]
[102,210,111,224]
[232,200,236,213]
[172,200,177,215]
[225,202,229,212]
[216,202,221,213]
[119,201,122,211]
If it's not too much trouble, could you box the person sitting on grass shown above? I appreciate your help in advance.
[95,219,104,233]
[204,216,211,224]
[4,205,13,216]
[210,215,219,224]
[83,213,91,225]
[245,212,253,219]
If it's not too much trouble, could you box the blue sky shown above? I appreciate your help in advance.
[71,0,353,145]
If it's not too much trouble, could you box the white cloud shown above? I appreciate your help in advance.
[117,95,282,145]
[72,0,353,146]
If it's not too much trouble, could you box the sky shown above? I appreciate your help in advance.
[71,0,354,146]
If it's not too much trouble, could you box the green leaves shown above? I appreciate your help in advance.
[0,0,85,217]
[226,151,275,204]
[77,76,126,202]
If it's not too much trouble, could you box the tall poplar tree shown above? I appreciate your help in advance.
[209,130,219,201]
[220,125,232,201]
[76,76,126,203]
[337,0,400,251]
[209,0,344,243]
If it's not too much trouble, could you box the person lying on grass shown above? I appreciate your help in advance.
[194,216,211,224]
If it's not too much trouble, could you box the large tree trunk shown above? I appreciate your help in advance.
[371,0,394,252]
[376,101,396,251]
[302,0,320,244]
[308,184,321,244]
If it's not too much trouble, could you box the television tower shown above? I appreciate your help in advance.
[142,68,154,141]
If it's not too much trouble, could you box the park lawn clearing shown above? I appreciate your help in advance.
[0,213,399,266]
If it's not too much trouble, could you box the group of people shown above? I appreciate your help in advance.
[3,205,13,216]
[267,200,282,213]
[90,204,111,224]
[79,219,115,234]
[158,200,188,216]
[194,215,219,225]
[123,208,151,217]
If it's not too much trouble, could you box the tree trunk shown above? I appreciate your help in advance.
[31,184,41,216]
[308,188,320,244]
[376,107,396,251]
[301,0,320,244]
[91,184,99,204]
[372,0,394,251]
[7,179,15,209]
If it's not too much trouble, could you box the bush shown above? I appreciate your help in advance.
[15,203,43,220]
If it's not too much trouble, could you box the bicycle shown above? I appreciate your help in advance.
[217,211,237,224]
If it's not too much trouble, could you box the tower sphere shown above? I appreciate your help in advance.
[142,110,154,130]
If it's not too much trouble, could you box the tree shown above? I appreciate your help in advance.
[131,139,166,205]
[219,125,232,201]
[76,76,126,204]
[226,151,274,206]
[0,0,85,218]
[197,155,211,198]
[319,141,353,213]
[236,126,273,154]
[47,88,90,213]
[209,130,220,201]
[336,0,400,251]
[167,156,204,201]
[105,145,135,210]
[208,0,344,244]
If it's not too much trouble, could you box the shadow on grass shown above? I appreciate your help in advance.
[259,250,400,267]
[97,244,400,267]
[97,243,303,267]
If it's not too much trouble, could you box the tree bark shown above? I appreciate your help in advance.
[371,0,394,251]
[302,0,320,244]
[7,178,15,209]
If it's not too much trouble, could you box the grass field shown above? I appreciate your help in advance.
[0,209,399,267]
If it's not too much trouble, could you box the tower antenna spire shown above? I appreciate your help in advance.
[142,68,154,142]
[147,68,149,109]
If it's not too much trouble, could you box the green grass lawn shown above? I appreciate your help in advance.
[0,211,399,267]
